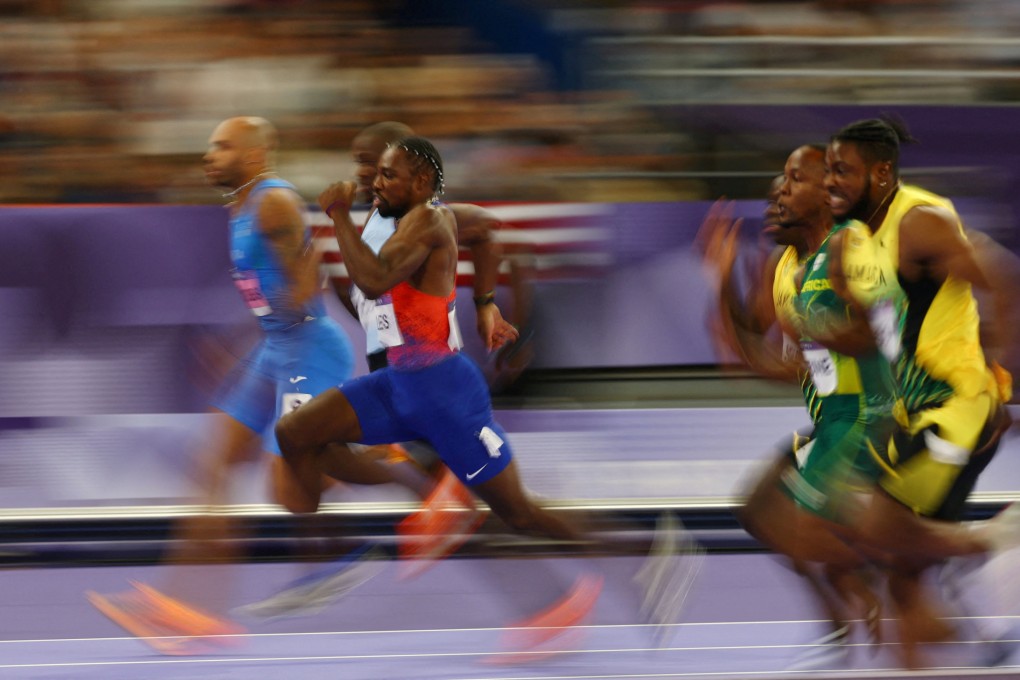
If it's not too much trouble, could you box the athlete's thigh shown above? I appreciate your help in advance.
[211,340,276,436]
[278,386,362,447]
[293,318,355,390]
[266,321,356,453]
[784,417,861,518]
[431,416,514,485]
[339,369,418,446]
[391,355,512,484]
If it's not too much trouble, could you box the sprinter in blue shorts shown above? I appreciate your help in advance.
[279,135,572,538]
[276,136,609,653]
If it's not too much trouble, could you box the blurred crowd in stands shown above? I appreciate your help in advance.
[2,0,1020,206]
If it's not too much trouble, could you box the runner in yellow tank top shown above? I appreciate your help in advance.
[704,136,1020,670]
[837,183,1008,511]
[824,117,1019,667]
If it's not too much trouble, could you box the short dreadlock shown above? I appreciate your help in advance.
[393,136,445,198]
[831,115,918,175]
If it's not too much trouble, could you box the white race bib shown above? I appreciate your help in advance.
[232,270,272,317]
[281,392,312,415]
[802,341,837,396]
[447,302,463,351]
[374,292,404,348]
[868,299,901,363]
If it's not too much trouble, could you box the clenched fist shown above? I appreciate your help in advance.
[318,181,358,219]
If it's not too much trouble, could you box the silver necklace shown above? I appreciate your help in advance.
[222,171,273,199]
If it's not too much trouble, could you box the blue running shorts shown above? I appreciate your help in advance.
[341,352,513,485]
[213,316,354,454]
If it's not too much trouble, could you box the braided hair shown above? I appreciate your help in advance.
[393,136,445,199]
[831,115,917,174]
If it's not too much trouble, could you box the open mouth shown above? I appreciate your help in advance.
[827,192,848,212]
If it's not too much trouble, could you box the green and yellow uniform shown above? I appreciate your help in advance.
[773,222,902,519]
[841,184,1010,518]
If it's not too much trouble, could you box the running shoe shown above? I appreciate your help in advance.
[86,584,243,655]
[487,572,603,665]
[234,544,386,621]
[131,582,244,642]
[383,442,414,466]
[86,589,195,655]
[396,468,487,579]
[634,512,705,646]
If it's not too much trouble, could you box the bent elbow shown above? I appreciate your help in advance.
[345,267,390,300]
[458,218,501,247]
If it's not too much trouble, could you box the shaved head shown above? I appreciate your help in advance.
[204,116,278,192]
[218,116,278,155]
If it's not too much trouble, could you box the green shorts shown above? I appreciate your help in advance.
[782,399,898,521]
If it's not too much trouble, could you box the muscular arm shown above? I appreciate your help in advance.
[719,250,801,383]
[321,183,442,299]
[721,248,777,337]
[900,206,1015,366]
[450,202,501,298]
[258,188,319,308]
[898,205,989,288]
[698,202,775,332]
[449,202,519,351]
[697,201,797,382]
[329,208,374,320]
[964,228,1020,369]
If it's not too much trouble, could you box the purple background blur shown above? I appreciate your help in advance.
[1,198,1017,514]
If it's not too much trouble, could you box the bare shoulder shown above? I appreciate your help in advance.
[900,203,965,258]
[404,203,456,240]
[448,202,498,225]
[901,203,958,236]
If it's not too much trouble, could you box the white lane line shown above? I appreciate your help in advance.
[1,647,1018,676]
[455,669,1020,680]
[2,615,1019,644]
